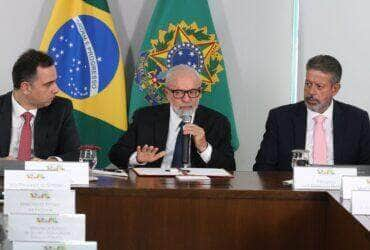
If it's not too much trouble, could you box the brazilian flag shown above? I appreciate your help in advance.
[40,0,128,168]
[131,0,239,149]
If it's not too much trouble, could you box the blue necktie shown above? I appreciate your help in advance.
[172,121,184,168]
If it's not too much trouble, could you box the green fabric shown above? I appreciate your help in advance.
[130,0,239,149]
[83,0,110,13]
[73,110,123,168]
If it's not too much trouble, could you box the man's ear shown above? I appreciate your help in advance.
[19,81,31,95]
[332,83,341,96]
[163,87,170,97]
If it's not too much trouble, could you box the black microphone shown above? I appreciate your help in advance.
[181,111,192,164]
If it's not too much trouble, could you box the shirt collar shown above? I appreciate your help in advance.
[307,99,334,121]
[12,93,38,118]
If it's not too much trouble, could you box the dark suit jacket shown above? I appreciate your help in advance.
[253,100,370,171]
[0,91,80,161]
[109,104,236,171]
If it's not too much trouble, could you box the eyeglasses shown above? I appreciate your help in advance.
[166,87,202,99]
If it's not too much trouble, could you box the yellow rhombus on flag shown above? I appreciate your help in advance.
[40,0,127,168]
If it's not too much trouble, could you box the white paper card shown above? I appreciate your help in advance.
[176,175,211,182]
[7,214,85,242]
[185,168,233,177]
[92,169,128,177]
[25,161,89,185]
[352,190,370,215]
[4,170,71,190]
[10,241,97,250]
[293,166,357,190]
[3,190,75,214]
[341,176,370,199]
[133,168,182,176]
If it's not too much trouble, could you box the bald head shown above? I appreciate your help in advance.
[165,64,202,88]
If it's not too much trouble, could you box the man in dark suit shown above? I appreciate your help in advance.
[0,49,80,161]
[254,55,370,171]
[109,64,235,171]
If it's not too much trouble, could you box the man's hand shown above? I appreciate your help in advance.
[46,156,59,162]
[183,124,208,152]
[30,157,43,161]
[136,145,166,164]
[0,156,16,160]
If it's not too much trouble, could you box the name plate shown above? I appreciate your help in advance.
[341,176,370,199]
[9,241,97,250]
[4,170,71,190]
[4,190,75,214]
[7,214,85,242]
[352,190,370,215]
[293,166,357,190]
[25,161,89,185]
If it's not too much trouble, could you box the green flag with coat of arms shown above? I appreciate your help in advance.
[130,0,239,150]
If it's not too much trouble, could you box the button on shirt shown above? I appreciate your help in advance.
[305,101,334,165]
[129,106,213,167]
[9,94,37,159]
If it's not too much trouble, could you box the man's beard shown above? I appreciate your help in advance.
[172,105,197,117]
[304,96,331,113]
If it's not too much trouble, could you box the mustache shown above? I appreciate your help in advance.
[305,96,319,103]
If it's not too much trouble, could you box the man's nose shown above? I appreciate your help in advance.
[182,92,191,102]
[307,86,317,96]
[52,82,59,94]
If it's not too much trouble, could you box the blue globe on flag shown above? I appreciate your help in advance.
[48,15,119,99]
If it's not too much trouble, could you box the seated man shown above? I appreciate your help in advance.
[109,64,235,171]
[254,54,370,171]
[0,49,80,161]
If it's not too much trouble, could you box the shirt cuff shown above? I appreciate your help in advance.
[48,156,63,162]
[198,143,212,163]
[128,152,146,167]
[54,156,63,162]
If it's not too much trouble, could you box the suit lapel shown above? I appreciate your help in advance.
[292,102,307,149]
[193,105,205,128]
[154,104,170,151]
[333,100,345,163]
[33,106,51,156]
[0,92,12,156]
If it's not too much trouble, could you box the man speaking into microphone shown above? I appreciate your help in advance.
[109,64,235,171]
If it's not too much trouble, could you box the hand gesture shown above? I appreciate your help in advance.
[136,145,166,164]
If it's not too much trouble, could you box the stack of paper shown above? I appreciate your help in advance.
[2,163,97,250]
[133,167,233,178]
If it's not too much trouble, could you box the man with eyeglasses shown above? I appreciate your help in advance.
[253,54,370,171]
[109,64,235,171]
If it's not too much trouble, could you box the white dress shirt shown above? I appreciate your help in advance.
[129,105,213,167]
[305,101,334,165]
[9,94,37,159]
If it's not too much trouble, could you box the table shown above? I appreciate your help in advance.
[74,171,370,250]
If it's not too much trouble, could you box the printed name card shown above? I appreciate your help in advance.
[341,176,370,199]
[25,161,89,185]
[3,190,75,214]
[293,166,357,190]
[9,241,97,250]
[351,190,370,215]
[4,170,71,190]
[185,168,233,177]
[7,214,85,242]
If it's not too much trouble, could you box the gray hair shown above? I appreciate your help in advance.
[165,64,202,86]
[306,54,342,84]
